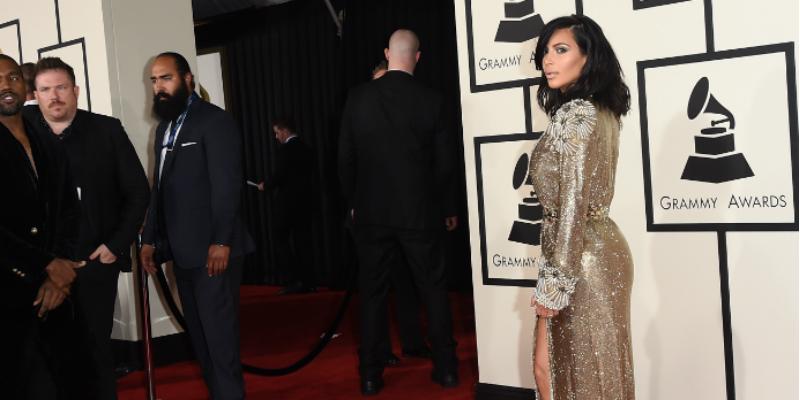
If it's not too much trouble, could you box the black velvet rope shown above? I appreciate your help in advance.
[141,242,356,377]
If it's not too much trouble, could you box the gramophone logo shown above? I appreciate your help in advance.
[508,152,542,245]
[681,77,754,183]
[466,0,576,91]
[474,133,542,286]
[638,44,797,229]
[494,0,545,43]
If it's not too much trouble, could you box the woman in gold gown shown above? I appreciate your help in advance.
[529,15,635,400]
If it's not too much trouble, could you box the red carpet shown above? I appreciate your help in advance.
[118,286,478,399]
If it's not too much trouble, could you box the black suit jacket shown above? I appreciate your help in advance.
[25,107,150,270]
[0,118,78,310]
[141,98,254,268]
[266,137,314,218]
[338,70,457,230]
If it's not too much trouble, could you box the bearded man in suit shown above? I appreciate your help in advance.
[140,52,254,400]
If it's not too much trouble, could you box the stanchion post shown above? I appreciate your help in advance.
[135,239,157,400]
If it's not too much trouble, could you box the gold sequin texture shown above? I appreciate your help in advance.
[529,99,635,399]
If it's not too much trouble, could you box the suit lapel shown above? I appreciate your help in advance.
[154,121,168,187]
[69,110,92,190]
[22,121,49,201]
[0,123,38,194]
[158,100,200,185]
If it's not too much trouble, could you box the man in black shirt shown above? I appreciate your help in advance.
[29,57,150,399]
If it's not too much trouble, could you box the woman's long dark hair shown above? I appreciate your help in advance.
[534,15,630,118]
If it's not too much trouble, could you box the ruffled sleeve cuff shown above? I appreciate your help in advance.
[534,256,578,311]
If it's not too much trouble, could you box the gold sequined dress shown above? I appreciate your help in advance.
[530,99,635,399]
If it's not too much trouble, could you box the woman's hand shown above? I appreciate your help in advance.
[531,296,559,318]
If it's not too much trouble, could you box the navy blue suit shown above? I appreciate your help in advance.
[142,97,254,400]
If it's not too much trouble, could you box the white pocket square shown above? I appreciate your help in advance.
[181,142,198,147]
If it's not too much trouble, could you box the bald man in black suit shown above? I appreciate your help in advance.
[339,29,459,396]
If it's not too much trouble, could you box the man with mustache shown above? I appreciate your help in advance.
[140,52,253,400]
[25,56,150,399]
[0,54,84,398]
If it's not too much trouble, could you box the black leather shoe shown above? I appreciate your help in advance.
[360,377,384,396]
[431,371,459,388]
[402,346,432,359]
[384,352,400,366]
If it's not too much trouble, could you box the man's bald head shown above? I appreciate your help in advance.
[385,29,421,73]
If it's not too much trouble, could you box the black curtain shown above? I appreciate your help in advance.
[195,0,471,289]
[340,0,471,289]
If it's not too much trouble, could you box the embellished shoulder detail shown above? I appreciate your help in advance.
[544,99,597,155]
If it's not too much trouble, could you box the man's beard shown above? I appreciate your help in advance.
[0,91,23,117]
[152,82,190,122]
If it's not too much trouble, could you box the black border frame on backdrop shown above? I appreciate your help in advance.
[476,382,536,400]
[637,42,799,233]
[637,40,798,400]
[38,38,93,112]
[0,19,23,63]
[632,0,691,10]
[474,132,542,288]
[54,0,63,44]
[464,0,583,93]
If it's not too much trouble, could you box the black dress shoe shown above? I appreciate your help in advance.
[360,377,384,396]
[431,371,459,388]
[384,352,401,366]
[402,346,432,359]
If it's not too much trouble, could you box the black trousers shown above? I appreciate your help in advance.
[384,256,426,354]
[274,211,315,287]
[355,226,457,379]
[1,312,57,399]
[175,257,244,400]
[1,302,87,399]
[73,261,121,400]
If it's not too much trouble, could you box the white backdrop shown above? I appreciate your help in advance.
[453,1,799,399]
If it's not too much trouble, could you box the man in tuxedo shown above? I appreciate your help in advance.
[0,54,84,399]
[339,29,460,395]
[27,56,150,399]
[262,117,316,294]
[140,52,254,400]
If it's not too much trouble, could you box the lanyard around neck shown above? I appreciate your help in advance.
[164,92,198,150]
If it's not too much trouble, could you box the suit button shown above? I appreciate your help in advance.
[30,227,38,235]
